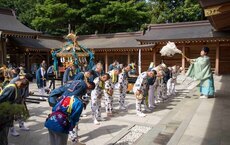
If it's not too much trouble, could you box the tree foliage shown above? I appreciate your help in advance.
[76,0,150,34]
[31,0,78,35]
[0,0,205,35]
[30,0,150,35]
[149,0,204,23]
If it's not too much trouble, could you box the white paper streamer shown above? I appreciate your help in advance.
[160,42,181,57]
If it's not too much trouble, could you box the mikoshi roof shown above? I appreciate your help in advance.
[10,37,63,51]
[56,44,89,57]
[56,33,89,57]
[78,31,155,50]
[137,20,230,42]
[0,8,40,36]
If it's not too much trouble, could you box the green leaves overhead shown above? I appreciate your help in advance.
[149,0,203,23]
[0,0,204,35]
[31,1,78,35]
[82,1,150,33]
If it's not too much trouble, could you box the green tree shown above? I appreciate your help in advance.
[76,0,150,34]
[149,0,204,23]
[31,0,78,35]
[1,0,150,35]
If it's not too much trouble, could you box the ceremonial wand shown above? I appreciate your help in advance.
[159,41,189,60]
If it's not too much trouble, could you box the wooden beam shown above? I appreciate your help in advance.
[215,42,220,75]
[105,51,108,72]
[204,2,230,17]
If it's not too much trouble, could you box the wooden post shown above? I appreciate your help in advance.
[0,31,3,65]
[105,51,108,72]
[215,43,220,75]
[182,46,186,74]
[2,39,6,64]
[25,52,29,72]
[0,39,3,65]
[138,49,141,74]
[153,48,156,64]
[127,51,130,65]
[47,52,50,67]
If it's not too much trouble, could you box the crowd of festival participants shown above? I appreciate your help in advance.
[0,46,215,145]
[0,59,182,145]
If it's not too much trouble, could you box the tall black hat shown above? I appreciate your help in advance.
[202,47,209,54]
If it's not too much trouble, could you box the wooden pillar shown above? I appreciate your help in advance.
[215,43,220,75]
[2,39,6,64]
[127,51,130,65]
[105,51,108,72]
[25,52,29,72]
[182,46,186,74]
[153,48,156,64]
[0,31,3,65]
[47,51,50,67]
[0,40,3,65]
[138,49,142,74]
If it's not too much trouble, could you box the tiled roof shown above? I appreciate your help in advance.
[137,21,230,42]
[0,8,40,35]
[10,37,63,51]
[78,32,155,49]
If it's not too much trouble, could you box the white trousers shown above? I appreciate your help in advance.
[119,87,127,107]
[148,85,155,107]
[167,78,176,96]
[104,93,113,113]
[39,87,45,96]
[91,90,103,120]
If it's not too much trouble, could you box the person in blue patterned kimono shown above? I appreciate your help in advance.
[73,70,93,83]
[91,73,110,125]
[104,68,120,117]
[133,70,155,117]
[0,78,29,145]
[118,64,132,110]
[45,80,95,145]
[186,47,215,98]
[62,65,77,84]
[9,70,30,137]
[109,60,119,71]
[36,64,47,100]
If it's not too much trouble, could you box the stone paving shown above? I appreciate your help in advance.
[176,75,230,145]
[8,74,227,145]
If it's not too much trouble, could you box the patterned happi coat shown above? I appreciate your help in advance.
[104,70,118,113]
[91,77,104,119]
[133,72,149,96]
[118,69,129,107]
